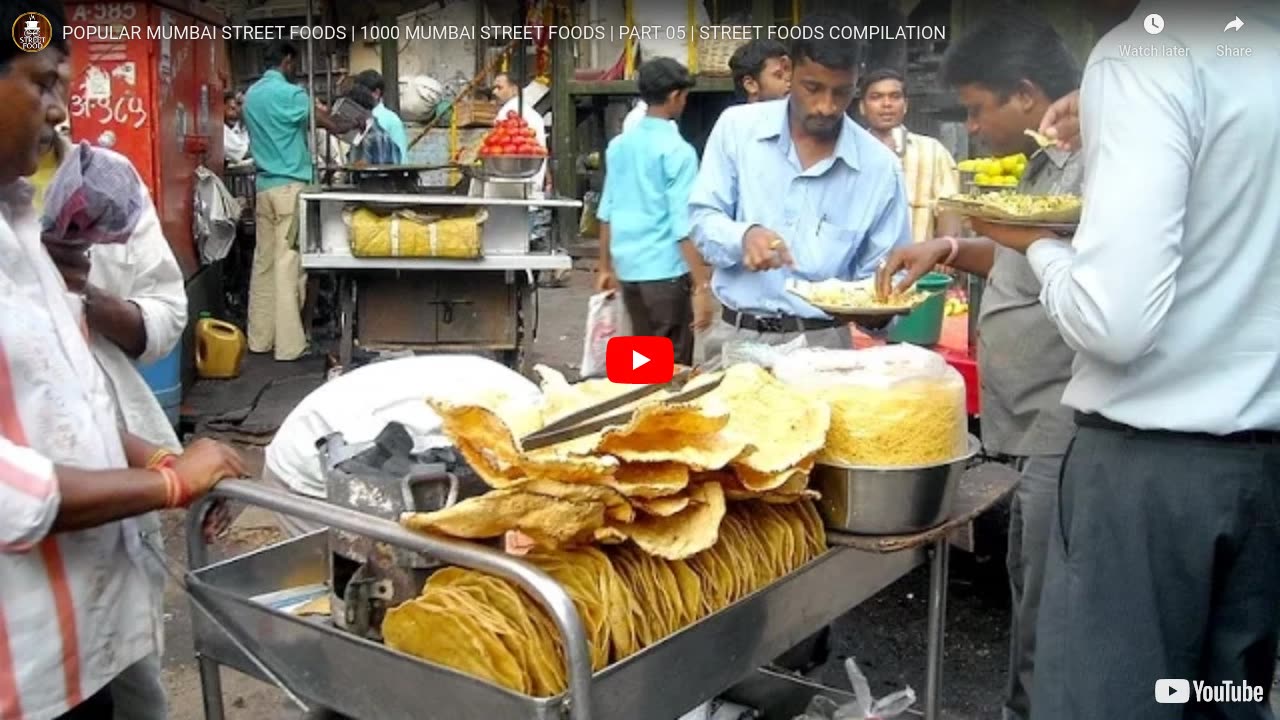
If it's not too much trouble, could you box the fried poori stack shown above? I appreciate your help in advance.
[383,500,828,697]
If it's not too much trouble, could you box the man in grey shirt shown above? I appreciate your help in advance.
[876,11,1081,720]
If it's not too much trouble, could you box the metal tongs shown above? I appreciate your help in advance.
[521,368,723,451]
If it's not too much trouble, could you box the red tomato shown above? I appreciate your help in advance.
[506,110,518,120]
[500,143,516,155]
[524,127,537,139]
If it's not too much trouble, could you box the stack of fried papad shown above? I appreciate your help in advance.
[401,363,832,560]
[382,501,827,696]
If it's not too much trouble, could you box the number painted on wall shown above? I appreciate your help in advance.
[69,92,149,129]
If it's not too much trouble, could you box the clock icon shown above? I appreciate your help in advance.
[1144,13,1165,35]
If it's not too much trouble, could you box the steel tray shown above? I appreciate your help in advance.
[188,482,925,720]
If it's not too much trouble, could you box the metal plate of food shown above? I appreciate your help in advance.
[978,217,1078,234]
[938,191,1082,224]
[786,278,930,317]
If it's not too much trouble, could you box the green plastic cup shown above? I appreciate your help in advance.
[887,272,954,346]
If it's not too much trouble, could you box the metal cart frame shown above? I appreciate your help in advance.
[184,472,1021,720]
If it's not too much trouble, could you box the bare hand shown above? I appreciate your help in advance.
[969,218,1050,255]
[875,239,951,300]
[691,289,715,331]
[1039,90,1081,151]
[742,226,793,271]
[171,439,247,502]
[595,270,618,293]
[45,243,91,293]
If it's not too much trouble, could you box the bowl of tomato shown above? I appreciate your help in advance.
[476,111,549,178]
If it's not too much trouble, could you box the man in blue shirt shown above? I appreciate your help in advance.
[690,15,911,359]
[354,69,409,163]
[596,58,711,365]
[341,83,402,166]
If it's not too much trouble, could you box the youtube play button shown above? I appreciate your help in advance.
[606,336,675,384]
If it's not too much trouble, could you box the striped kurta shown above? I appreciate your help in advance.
[0,181,161,720]
[893,128,960,245]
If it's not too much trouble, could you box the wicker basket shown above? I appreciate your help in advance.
[453,99,498,128]
[697,28,752,77]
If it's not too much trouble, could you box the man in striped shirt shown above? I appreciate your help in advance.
[0,3,246,717]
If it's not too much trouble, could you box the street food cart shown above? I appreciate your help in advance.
[183,361,1019,720]
[298,169,576,372]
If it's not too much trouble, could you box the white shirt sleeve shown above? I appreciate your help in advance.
[118,202,189,365]
[0,437,59,552]
[1027,54,1197,366]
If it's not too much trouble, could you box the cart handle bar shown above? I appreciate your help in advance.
[187,479,594,720]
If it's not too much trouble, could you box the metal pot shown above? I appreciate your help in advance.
[479,155,544,179]
[811,436,979,535]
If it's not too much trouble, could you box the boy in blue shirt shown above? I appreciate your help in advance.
[596,58,712,364]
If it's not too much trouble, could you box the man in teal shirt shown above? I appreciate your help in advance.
[242,41,346,361]
[596,58,712,365]
[354,69,409,162]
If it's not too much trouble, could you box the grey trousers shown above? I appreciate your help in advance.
[110,654,167,720]
[1004,454,1064,720]
[1032,423,1280,720]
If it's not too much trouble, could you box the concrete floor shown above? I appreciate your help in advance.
[161,269,1014,719]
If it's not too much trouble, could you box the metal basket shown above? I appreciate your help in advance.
[479,155,544,179]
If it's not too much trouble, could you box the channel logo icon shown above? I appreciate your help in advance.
[605,336,674,384]
[1156,679,1191,704]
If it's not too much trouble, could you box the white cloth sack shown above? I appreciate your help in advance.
[264,355,542,499]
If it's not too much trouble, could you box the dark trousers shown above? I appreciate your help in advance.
[1032,418,1280,720]
[620,274,694,366]
[55,686,113,719]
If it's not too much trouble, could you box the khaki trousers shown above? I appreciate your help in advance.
[247,182,307,360]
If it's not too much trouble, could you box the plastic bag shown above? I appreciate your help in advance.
[774,345,967,467]
[581,291,622,378]
[717,332,808,371]
[792,658,916,720]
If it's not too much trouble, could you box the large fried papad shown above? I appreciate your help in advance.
[428,398,618,486]
[402,486,606,548]
[706,364,831,474]
[612,482,726,560]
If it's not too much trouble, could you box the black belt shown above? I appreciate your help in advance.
[722,308,840,333]
[1075,412,1280,446]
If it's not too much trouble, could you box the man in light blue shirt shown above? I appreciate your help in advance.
[690,16,911,358]
[355,69,409,163]
[596,58,710,365]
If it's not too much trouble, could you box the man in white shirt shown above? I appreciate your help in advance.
[975,2,1280,717]
[34,129,188,720]
[222,91,250,164]
[0,7,246,717]
[264,355,541,536]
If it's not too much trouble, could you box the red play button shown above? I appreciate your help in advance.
[605,336,674,384]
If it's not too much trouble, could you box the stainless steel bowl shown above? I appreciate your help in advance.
[812,436,980,535]
[479,155,544,179]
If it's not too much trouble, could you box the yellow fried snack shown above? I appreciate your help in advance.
[605,462,690,498]
[613,482,727,560]
[709,364,831,474]
[382,594,528,694]
[599,430,748,471]
[401,488,605,548]
[790,278,929,313]
[633,495,690,517]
